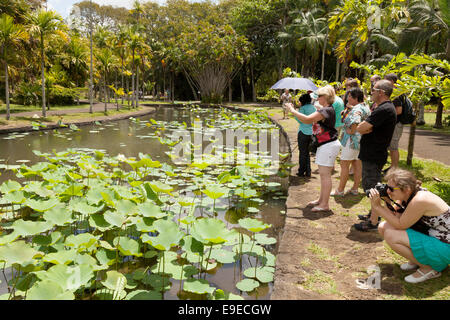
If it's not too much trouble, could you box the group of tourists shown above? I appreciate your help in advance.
[282,74,449,284]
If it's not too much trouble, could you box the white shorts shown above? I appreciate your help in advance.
[315,139,341,167]
[340,140,360,161]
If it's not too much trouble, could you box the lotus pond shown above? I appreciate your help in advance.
[0,105,290,300]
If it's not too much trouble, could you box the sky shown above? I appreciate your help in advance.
[46,0,165,18]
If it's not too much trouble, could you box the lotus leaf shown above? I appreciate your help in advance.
[36,264,95,291]
[24,198,60,212]
[234,188,257,199]
[238,218,271,233]
[211,289,244,300]
[69,198,104,215]
[125,290,162,300]
[43,204,74,226]
[243,267,274,283]
[101,191,116,208]
[61,184,85,197]
[183,279,215,295]
[209,248,237,264]
[7,219,53,237]
[115,199,138,215]
[255,233,277,245]
[181,236,204,254]
[27,280,75,300]
[75,253,107,271]
[65,233,99,251]
[0,180,21,193]
[103,210,128,227]
[201,184,228,200]
[190,218,236,245]
[149,181,173,194]
[141,273,172,290]
[141,220,183,251]
[236,278,259,292]
[95,248,117,266]
[2,190,25,204]
[101,270,127,299]
[23,181,53,197]
[113,236,142,257]
[137,201,166,219]
[0,241,43,268]
[43,248,78,265]
[32,232,62,247]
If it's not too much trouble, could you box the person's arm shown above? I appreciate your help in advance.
[347,123,358,135]
[287,103,324,124]
[369,189,424,230]
[356,121,373,134]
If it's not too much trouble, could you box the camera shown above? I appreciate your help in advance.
[365,182,390,198]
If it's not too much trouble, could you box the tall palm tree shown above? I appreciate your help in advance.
[95,48,117,113]
[63,36,89,105]
[0,14,26,120]
[27,9,65,118]
[127,26,144,108]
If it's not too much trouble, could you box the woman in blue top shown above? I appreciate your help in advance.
[292,93,317,177]
[332,87,370,196]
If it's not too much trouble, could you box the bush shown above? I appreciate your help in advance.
[257,89,280,103]
[48,85,79,105]
[12,81,40,106]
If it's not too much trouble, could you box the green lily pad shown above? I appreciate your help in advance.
[0,180,22,193]
[89,214,112,232]
[236,278,259,292]
[137,201,166,219]
[234,188,257,199]
[26,280,75,300]
[254,233,277,245]
[3,190,26,204]
[0,241,43,268]
[201,184,228,200]
[43,248,78,265]
[148,181,173,195]
[36,264,95,291]
[209,248,237,264]
[134,217,154,232]
[190,218,236,245]
[183,279,215,295]
[24,198,60,212]
[141,220,183,251]
[238,218,271,233]
[8,219,53,237]
[43,204,74,226]
[69,198,104,215]
[211,289,244,300]
[32,232,62,247]
[115,199,138,215]
[243,267,274,283]
[104,210,127,227]
[125,290,162,300]
[65,233,99,251]
[101,270,127,298]
[113,236,142,257]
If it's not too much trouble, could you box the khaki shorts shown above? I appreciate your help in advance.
[388,122,404,151]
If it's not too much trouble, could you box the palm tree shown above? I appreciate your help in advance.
[127,26,144,108]
[63,36,89,105]
[0,14,26,120]
[113,24,129,106]
[27,9,65,118]
[95,48,117,113]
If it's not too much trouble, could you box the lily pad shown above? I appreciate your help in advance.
[43,248,78,265]
[125,290,162,300]
[8,219,53,237]
[201,184,228,200]
[103,210,128,228]
[36,264,95,291]
[238,218,271,233]
[65,233,99,251]
[43,204,75,226]
[191,218,237,245]
[24,198,60,212]
[236,278,260,292]
[137,201,166,219]
[113,236,142,257]
[141,220,183,251]
[211,289,244,300]
[0,241,44,268]
[27,280,75,300]
[183,279,215,295]
[101,270,127,299]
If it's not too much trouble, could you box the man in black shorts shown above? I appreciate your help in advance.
[353,80,397,231]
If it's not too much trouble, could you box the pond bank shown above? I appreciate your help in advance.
[231,104,449,300]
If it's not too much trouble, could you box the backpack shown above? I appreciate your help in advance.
[399,96,416,124]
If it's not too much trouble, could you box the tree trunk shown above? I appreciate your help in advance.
[40,35,46,118]
[228,77,232,103]
[121,57,124,106]
[240,72,244,103]
[5,60,10,120]
[104,73,107,113]
[89,22,94,114]
[131,51,135,108]
[184,70,198,100]
[335,59,340,82]
[417,103,425,125]
[446,38,450,60]
[250,60,256,102]
[434,98,444,128]
[136,63,139,108]
[407,119,416,166]
[321,28,329,81]
[171,71,175,103]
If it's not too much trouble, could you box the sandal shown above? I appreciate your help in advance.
[346,189,359,195]
[404,269,441,283]
[308,200,320,206]
[330,189,345,196]
[311,206,330,212]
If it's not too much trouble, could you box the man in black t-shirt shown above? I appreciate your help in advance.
[353,80,397,231]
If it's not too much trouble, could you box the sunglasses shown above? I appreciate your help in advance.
[387,185,400,191]
[371,88,385,93]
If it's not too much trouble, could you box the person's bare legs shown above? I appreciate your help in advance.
[350,159,362,191]
[311,165,333,210]
[337,160,351,192]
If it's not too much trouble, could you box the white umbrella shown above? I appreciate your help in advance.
[271,77,318,91]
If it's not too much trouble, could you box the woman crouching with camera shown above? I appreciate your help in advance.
[368,168,449,283]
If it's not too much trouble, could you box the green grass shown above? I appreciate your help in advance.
[415,112,450,134]
[0,103,91,114]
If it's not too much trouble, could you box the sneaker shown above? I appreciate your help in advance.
[404,269,441,283]
[354,220,379,232]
